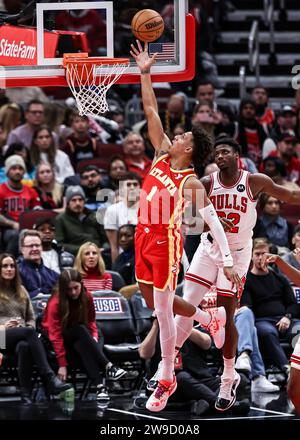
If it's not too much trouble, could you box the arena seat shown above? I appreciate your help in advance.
[19,210,58,230]
[106,270,125,291]
[92,290,144,391]
[96,143,123,160]
[280,203,299,227]
[129,291,154,341]
[76,158,110,173]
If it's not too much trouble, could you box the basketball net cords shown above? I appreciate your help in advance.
[65,62,128,117]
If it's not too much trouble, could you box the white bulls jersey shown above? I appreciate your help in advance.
[207,170,257,248]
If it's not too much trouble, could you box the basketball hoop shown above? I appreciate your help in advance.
[63,53,130,117]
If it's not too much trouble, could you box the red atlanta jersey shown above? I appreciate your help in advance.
[0,182,41,222]
[208,170,257,247]
[138,154,196,230]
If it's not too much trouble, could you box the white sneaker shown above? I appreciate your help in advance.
[215,371,241,411]
[147,361,162,392]
[251,376,280,393]
[235,352,251,373]
[204,306,226,349]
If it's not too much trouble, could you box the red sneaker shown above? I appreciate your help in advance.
[146,376,177,412]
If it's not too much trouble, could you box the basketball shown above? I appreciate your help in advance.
[131,9,164,42]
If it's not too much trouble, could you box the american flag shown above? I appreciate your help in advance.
[149,42,175,60]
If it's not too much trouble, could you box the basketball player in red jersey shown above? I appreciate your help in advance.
[173,134,300,412]
[130,42,241,412]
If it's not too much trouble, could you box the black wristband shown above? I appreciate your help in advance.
[285,313,292,320]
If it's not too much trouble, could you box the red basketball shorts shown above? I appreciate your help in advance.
[135,224,183,291]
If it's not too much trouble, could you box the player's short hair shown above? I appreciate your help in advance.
[293,224,300,236]
[213,135,241,154]
[252,237,271,251]
[191,126,213,178]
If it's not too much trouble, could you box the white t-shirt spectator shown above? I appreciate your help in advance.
[104,201,138,230]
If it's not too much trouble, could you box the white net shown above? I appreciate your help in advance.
[65,60,129,117]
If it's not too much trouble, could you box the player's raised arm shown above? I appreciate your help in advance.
[250,173,300,203]
[130,41,171,154]
[183,177,242,290]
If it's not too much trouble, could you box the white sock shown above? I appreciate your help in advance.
[223,357,235,378]
[154,287,176,383]
[191,307,211,326]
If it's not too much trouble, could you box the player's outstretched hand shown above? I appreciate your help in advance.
[223,267,242,292]
[293,247,300,264]
[130,40,157,72]
[261,252,279,271]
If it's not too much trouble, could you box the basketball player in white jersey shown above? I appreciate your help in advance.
[172,135,300,411]
[262,249,300,414]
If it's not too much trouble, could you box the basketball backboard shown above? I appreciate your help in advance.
[0,0,195,88]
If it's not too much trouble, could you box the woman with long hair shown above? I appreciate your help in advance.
[0,253,71,404]
[30,125,74,183]
[0,103,21,150]
[33,163,64,211]
[42,269,126,401]
[74,242,112,292]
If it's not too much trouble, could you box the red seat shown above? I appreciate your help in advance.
[19,210,58,230]
[96,143,123,160]
[280,203,300,227]
[76,158,110,173]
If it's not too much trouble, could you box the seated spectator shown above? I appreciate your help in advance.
[258,193,293,253]
[33,163,64,211]
[33,218,74,274]
[2,143,35,185]
[264,134,300,186]
[41,269,126,402]
[283,224,300,272]
[270,105,297,143]
[0,155,41,256]
[241,238,300,380]
[160,94,191,139]
[122,132,152,182]
[195,82,216,108]
[251,85,275,129]
[30,125,74,183]
[74,242,112,292]
[234,306,280,393]
[55,185,107,256]
[79,165,113,212]
[262,248,300,413]
[236,97,269,167]
[104,172,140,262]
[18,230,59,299]
[108,110,131,144]
[112,224,136,286]
[191,100,217,138]
[0,103,21,153]
[262,156,300,190]
[62,113,100,169]
[200,285,278,393]
[0,253,71,404]
[7,100,58,149]
[101,156,127,191]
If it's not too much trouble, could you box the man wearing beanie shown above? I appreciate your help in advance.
[0,155,41,255]
[55,185,107,255]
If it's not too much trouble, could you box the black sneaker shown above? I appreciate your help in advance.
[106,365,126,381]
[96,385,110,402]
[215,371,241,411]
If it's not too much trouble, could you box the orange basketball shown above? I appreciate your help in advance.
[131,9,164,42]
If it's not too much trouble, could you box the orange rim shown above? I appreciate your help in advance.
[63,53,130,68]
